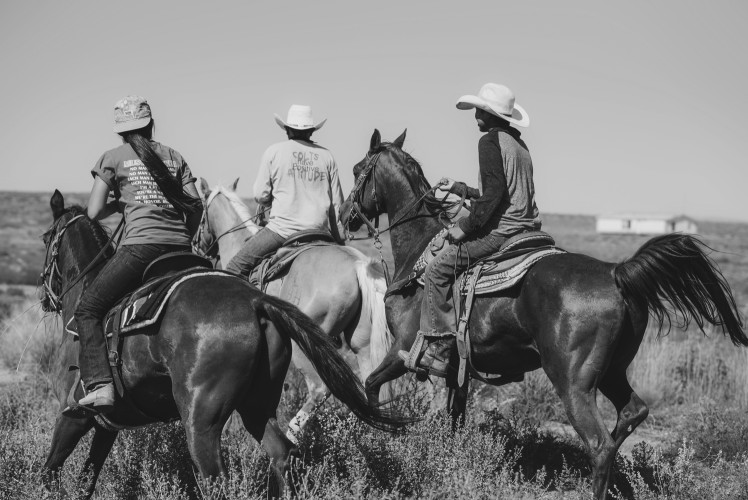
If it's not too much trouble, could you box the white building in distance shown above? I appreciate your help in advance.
[596,214,698,235]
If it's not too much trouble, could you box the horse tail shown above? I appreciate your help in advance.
[354,259,396,401]
[258,293,411,432]
[614,233,747,346]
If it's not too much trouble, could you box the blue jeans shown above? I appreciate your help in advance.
[420,231,508,336]
[74,243,189,389]
[225,227,286,277]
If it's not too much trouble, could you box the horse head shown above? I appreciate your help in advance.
[39,190,106,313]
[193,177,260,259]
[340,129,412,232]
[341,128,450,238]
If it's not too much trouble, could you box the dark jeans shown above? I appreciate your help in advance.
[225,227,285,277]
[420,231,508,336]
[74,243,190,390]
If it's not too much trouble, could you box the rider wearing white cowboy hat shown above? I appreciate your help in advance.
[399,82,541,379]
[226,104,345,278]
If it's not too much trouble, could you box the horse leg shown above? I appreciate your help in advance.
[179,388,234,483]
[78,426,118,499]
[446,379,469,431]
[556,382,618,500]
[287,344,331,443]
[599,369,649,450]
[364,340,409,406]
[43,415,95,496]
[239,409,296,498]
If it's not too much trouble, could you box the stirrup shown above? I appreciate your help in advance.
[398,331,429,380]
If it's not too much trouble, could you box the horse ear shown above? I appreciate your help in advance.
[392,129,407,149]
[230,178,240,191]
[198,177,211,200]
[369,129,381,152]
[50,189,65,219]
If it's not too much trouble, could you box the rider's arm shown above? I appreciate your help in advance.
[183,181,203,236]
[179,160,203,237]
[457,133,506,235]
[328,157,346,239]
[448,182,481,200]
[87,177,119,220]
[254,146,275,206]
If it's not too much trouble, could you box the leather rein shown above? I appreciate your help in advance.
[192,190,268,258]
[345,147,461,284]
[41,213,123,313]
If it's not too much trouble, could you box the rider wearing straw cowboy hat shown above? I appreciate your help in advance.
[226,104,345,277]
[399,83,541,378]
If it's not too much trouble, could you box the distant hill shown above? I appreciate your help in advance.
[2,191,747,309]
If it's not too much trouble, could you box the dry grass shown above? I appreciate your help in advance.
[3,193,748,498]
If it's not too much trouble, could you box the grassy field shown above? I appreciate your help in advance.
[2,190,748,499]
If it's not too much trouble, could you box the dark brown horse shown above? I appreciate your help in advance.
[39,190,405,498]
[339,130,747,499]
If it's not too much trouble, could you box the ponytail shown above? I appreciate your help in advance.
[121,121,201,215]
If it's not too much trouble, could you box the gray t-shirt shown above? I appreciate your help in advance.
[254,139,345,239]
[91,141,194,246]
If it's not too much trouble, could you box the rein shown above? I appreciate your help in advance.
[41,213,124,313]
[192,190,269,258]
[346,148,457,284]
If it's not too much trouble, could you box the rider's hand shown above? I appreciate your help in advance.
[447,224,466,243]
[436,177,456,193]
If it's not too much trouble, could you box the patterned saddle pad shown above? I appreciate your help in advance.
[409,230,565,296]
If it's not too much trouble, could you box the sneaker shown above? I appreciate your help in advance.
[78,383,115,412]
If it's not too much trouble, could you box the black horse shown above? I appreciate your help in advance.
[339,130,747,500]
[39,190,406,498]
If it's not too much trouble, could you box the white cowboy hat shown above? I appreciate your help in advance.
[456,83,529,127]
[274,104,327,131]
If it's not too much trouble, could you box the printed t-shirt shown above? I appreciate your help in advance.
[91,141,195,246]
[254,139,345,239]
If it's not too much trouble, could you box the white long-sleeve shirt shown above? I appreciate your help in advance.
[254,139,345,239]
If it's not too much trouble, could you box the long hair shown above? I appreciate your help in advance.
[120,121,202,215]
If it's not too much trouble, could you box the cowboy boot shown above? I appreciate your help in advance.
[419,336,456,378]
[78,382,115,413]
[398,334,456,379]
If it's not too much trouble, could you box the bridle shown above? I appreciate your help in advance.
[345,146,456,284]
[192,190,268,258]
[347,147,448,237]
[40,212,122,314]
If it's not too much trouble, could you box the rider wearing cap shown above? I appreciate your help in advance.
[73,96,202,412]
[399,83,541,378]
[225,105,345,277]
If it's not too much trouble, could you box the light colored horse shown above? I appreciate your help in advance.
[194,179,393,441]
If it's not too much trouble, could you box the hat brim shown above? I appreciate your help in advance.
[274,115,326,131]
[456,95,529,128]
[113,116,152,134]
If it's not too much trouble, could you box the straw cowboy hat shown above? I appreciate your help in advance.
[456,83,529,127]
[274,104,327,131]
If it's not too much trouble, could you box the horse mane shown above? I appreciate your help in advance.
[66,205,112,250]
[380,143,462,217]
[212,186,260,231]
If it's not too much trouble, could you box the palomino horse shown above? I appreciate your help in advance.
[339,130,747,500]
[192,179,394,439]
[40,190,405,498]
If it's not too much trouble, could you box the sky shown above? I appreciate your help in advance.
[1,1,747,221]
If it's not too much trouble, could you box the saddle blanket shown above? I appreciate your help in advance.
[393,230,566,296]
[66,269,234,337]
[456,247,566,295]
